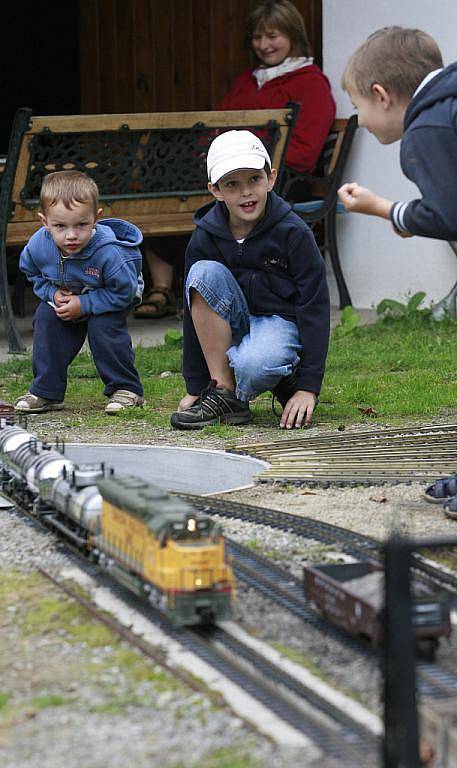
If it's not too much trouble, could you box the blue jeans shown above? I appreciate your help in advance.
[31,302,143,401]
[186,261,301,402]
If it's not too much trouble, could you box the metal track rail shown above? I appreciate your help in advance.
[228,424,457,485]
[205,624,380,761]
[130,587,380,764]
[227,539,457,702]
[180,494,457,598]
[41,563,379,765]
[228,538,375,654]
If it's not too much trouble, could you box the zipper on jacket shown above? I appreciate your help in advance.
[59,254,65,285]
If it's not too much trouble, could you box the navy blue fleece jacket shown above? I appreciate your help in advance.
[20,219,143,315]
[183,191,330,396]
[390,63,457,239]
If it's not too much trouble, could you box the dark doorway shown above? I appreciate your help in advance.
[0,2,80,153]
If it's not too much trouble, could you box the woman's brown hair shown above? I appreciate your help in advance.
[245,0,311,59]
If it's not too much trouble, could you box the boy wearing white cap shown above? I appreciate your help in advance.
[170,130,330,430]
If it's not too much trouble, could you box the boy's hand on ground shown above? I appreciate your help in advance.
[338,183,392,219]
[280,390,316,430]
[55,295,82,321]
[54,288,73,307]
[178,394,200,412]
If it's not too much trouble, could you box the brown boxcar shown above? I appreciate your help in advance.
[303,561,451,651]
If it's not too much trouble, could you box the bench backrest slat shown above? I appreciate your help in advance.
[3,106,297,245]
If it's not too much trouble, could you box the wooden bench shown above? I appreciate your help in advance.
[0,104,299,352]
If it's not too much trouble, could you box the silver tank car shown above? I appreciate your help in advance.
[4,439,74,493]
[0,425,35,461]
[43,465,105,534]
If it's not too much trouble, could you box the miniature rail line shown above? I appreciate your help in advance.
[3,499,379,762]
[227,537,371,652]
[5,498,456,759]
[95,569,381,764]
[40,562,380,765]
[229,423,457,485]
[182,494,457,598]
[201,624,380,761]
[228,538,457,702]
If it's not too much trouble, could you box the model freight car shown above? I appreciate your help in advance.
[303,561,451,654]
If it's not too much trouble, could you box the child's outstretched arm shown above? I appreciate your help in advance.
[338,183,413,237]
[338,182,393,218]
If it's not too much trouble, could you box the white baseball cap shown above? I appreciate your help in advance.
[207,130,271,184]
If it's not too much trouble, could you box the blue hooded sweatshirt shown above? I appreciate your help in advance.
[183,191,330,396]
[20,218,143,315]
[390,63,457,239]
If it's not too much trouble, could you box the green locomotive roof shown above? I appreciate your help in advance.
[97,474,207,534]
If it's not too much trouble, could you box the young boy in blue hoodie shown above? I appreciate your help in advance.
[338,27,457,241]
[170,130,330,430]
[16,170,145,415]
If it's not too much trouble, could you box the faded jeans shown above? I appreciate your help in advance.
[186,260,301,402]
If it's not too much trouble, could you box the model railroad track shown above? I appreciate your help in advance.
[227,537,371,652]
[39,564,380,767]
[3,497,381,762]
[6,499,454,758]
[192,624,380,763]
[181,494,457,599]
[228,422,457,485]
[227,538,457,702]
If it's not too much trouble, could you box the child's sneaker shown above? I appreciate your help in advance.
[170,381,252,430]
[14,392,64,413]
[105,390,145,415]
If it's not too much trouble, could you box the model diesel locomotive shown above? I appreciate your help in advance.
[304,561,451,655]
[0,420,233,625]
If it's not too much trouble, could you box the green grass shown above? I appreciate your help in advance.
[0,314,456,430]
[323,314,457,422]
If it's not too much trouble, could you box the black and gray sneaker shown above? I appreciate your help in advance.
[271,373,298,416]
[170,381,252,430]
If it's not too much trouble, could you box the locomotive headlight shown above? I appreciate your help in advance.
[195,578,202,586]
[187,518,197,532]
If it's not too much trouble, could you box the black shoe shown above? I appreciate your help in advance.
[170,381,252,430]
[271,373,298,416]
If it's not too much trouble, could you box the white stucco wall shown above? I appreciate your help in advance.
[323,0,457,308]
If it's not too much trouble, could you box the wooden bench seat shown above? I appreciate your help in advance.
[0,104,298,351]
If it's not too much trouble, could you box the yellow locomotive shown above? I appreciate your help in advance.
[94,474,234,625]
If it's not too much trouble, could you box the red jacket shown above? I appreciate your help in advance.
[219,64,336,173]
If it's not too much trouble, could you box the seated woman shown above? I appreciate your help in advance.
[135,0,335,319]
[220,0,336,178]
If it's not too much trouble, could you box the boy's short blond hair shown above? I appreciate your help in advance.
[342,26,443,99]
[40,170,99,215]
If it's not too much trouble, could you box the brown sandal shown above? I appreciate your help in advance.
[134,285,177,319]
